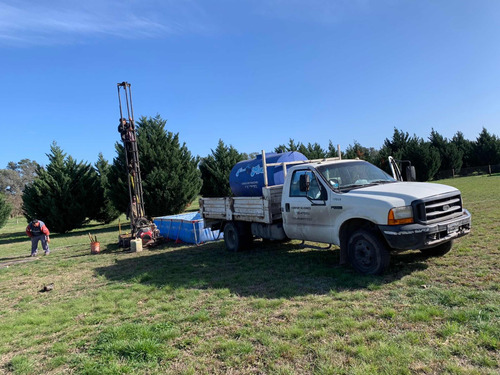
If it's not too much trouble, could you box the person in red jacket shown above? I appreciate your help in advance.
[26,219,50,256]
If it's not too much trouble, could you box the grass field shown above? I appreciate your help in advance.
[0,175,498,374]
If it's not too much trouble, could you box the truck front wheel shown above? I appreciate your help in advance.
[224,222,251,252]
[348,229,390,275]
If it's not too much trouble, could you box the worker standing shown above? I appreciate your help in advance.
[26,219,50,256]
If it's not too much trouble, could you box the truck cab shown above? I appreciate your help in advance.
[281,160,471,274]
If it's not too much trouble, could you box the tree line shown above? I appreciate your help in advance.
[0,114,499,232]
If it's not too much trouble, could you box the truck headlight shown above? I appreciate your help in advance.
[388,206,414,225]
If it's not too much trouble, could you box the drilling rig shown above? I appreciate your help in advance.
[117,82,160,248]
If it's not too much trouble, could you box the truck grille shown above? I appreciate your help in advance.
[413,192,463,224]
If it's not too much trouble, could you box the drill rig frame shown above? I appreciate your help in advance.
[117,82,160,247]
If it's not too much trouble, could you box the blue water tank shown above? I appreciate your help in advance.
[229,151,307,197]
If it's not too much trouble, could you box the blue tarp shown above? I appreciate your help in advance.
[154,212,222,245]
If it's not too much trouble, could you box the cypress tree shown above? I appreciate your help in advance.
[344,141,379,164]
[94,153,121,224]
[107,142,130,215]
[452,131,474,169]
[429,129,463,173]
[378,129,440,181]
[274,139,301,153]
[327,141,342,158]
[0,193,11,229]
[382,128,411,156]
[474,127,500,166]
[22,142,100,233]
[199,139,246,197]
[274,139,329,159]
[404,136,441,181]
[109,115,202,217]
[298,142,327,159]
[377,128,409,173]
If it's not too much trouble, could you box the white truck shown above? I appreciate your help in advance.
[200,152,471,274]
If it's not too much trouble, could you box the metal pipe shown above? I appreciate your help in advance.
[124,86,131,120]
[117,85,124,120]
[128,83,135,123]
[262,150,268,187]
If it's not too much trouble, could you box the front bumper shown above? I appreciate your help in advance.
[379,209,471,250]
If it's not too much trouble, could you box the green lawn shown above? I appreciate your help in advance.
[0,176,498,374]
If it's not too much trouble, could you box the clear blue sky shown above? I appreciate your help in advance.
[1,0,499,168]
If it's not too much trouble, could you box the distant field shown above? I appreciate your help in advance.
[0,175,498,374]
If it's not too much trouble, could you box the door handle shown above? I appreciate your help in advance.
[285,203,290,212]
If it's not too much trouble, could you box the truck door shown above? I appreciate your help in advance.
[282,169,333,243]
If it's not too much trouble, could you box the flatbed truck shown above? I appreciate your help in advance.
[200,152,471,274]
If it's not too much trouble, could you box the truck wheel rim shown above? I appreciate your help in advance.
[353,238,374,268]
[227,228,237,247]
[224,228,238,248]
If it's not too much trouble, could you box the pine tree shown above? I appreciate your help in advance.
[473,127,500,166]
[274,139,329,159]
[107,142,130,215]
[274,139,301,153]
[200,139,245,197]
[452,131,474,169]
[377,128,409,173]
[382,128,410,156]
[109,115,202,217]
[404,136,441,181]
[0,193,11,229]
[298,142,327,159]
[344,141,379,164]
[429,129,463,173]
[378,129,440,181]
[22,142,100,233]
[326,141,342,158]
[94,153,121,224]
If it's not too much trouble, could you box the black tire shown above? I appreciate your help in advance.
[224,222,251,252]
[347,229,390,275]
[420,240,453,257]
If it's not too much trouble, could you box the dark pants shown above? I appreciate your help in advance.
[31,235,49,255]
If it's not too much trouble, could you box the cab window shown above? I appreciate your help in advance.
[290,170,325,200]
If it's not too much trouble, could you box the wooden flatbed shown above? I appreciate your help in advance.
[200,185,283,227]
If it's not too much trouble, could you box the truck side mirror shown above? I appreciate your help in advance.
[406,166,416,181]
[299,174,310,192]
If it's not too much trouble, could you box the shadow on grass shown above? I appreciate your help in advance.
[52,223,125,240]
[0,254,31,262]
[0,231,28,245]
[95,240,428,299]
[63,242,126,259]
[0,222,126,246]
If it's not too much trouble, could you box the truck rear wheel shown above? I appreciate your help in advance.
[420,240,453,257]
[347,229,390,275]
[224,222,251,252]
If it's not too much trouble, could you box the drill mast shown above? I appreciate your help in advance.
[117,82,155,240]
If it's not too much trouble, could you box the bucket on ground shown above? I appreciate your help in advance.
[90,242,100,254]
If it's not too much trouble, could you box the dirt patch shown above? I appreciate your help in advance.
[0,257,39,268]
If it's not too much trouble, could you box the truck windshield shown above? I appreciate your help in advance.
[317,161,396,191]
